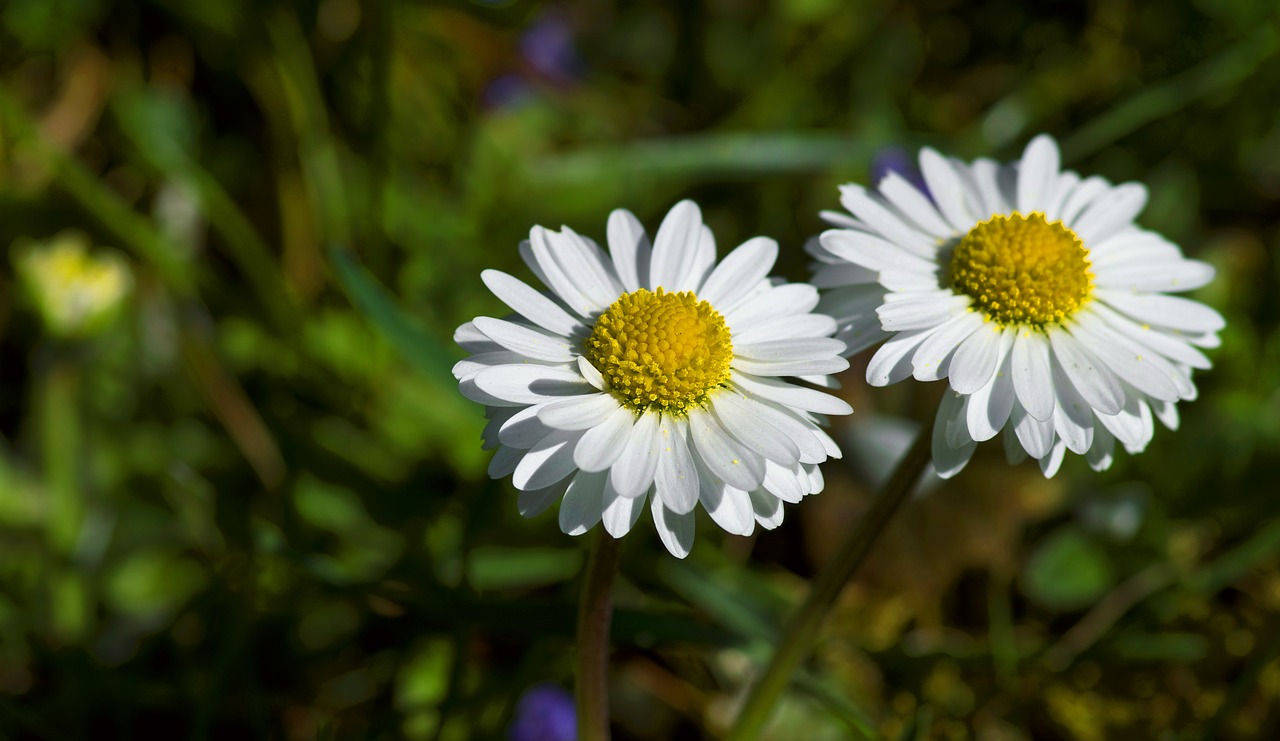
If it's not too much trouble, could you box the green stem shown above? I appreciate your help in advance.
[42,361,81,554]
[577,529,621,741]
[728,419,935,741]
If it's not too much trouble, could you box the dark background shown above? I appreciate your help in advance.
[1,0,1279,738]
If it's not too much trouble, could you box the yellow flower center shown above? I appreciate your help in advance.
[585,287,733,414]
[946,212,1094,328]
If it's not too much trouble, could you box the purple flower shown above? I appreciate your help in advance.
[482,73,534,110]
[519,11,583,85]
[508,683,576,741]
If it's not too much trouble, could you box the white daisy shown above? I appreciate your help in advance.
[809,134,1224,478]
[454,200,853,557]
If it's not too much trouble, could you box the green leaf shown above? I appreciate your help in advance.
[329,246,457,381]
[466,546,582,591]
[1111,631,1210,662]
[105,551,205,617]
[1022,527,1115,611]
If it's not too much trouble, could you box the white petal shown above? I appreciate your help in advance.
[729,371,853,415]
[1094,289,1226,334]
[607,411,662,498]
[711,393,800,467]
[932,390,976,479]
[838,319,892,357]
[1043,171,1081,222]
[1059,176,1110,226]
[1048,326,1126,415]
[838,185,937,255]
[1072,183,1148,245]
[819,209,862,229]
[866,329,932,387]
[699,237,778,307]
[912,310,984,382]
[818,229,937,273]
[728,394,828,464]
[816,286,889,330]
[482,407,518,450]
[1069,313,1180,402]
[761,460,805,503]
[473,317,575,363]
[731,355,848,377]
[1094,259,1215,293]
[513,429,582,490]
[966,350,1016,442]
[1088,230,1182,268]
[735,338,846,362]
[574,406,636,472]
[601,475,645,537]
[749,489,785,530]
[1086,425,1115,472]
[800,461,825,493]
[554,226,626,307]
[487,445,522,478]
[607,208,652,292]
[529,226,602,317]
[538,393,620,431]
[946,393,974,449]
[1011,330,1055,421]
[949,324,1010,394]
[700,482,755,537]
[499,404,554,448]
[877,292,970,331]
[455,320,501,354]
[810,262,879,289]
[481,270,584,337]
[1012,403,1055,459]
[1039,440,1068,478]
[651,498,695,558]
[723,284,819,329]
[1050,354,1094,455]
[473,365,593,405]
[1017,134,1061,213]
[654,416,698,514]
[919,147,976,233]
[649,200,703,290]
[878,171,953,238]
[559,470,604,535]
[687,410,766,491]
[517,477,570,518]
[453,350,535,382]
[681,224,718,292]
[878,269,939,292]
[577,356,607,391]
[966,157,1008,215]
[1153,399,1180,431]
[807,424,842,460]
[1095,395,1150,452]
[734,314,838,345]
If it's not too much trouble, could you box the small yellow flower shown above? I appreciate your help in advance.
[14,232,133,338]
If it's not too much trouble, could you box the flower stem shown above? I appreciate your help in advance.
[577,529,621,741]
[728,418,936,740]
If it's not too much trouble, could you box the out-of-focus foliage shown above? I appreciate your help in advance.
[1,0,1278,739]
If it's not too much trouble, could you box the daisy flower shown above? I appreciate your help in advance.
[809,135,1224,478]
[454,201,853,557]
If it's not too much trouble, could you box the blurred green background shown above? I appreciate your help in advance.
[1,0,1279,738]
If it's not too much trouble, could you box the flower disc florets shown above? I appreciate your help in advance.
[947,212,1094,328]
[585,287,733,414]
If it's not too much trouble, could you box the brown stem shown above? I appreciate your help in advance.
[576,529,621,741]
